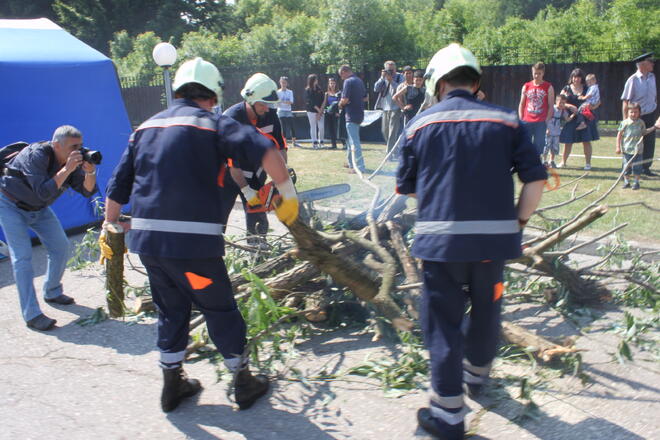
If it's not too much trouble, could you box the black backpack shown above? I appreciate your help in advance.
[0,141,55,178]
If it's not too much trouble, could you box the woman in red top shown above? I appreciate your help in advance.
[518,62,555,156]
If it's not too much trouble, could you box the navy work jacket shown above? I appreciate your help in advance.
[106,99,272,258]
[396,89,547,262]
[222,102,285,191]
[0,142,96,210]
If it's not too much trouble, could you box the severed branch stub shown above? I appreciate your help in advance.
[501,321,580,363]
[104,222,125,318]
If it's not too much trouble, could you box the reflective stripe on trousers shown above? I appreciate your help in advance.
[415,220,519,235]
[131,218,224,236]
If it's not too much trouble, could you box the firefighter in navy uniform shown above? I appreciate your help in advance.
[396,44,547,439]
[220,73,288,247]
[103,58,299,413]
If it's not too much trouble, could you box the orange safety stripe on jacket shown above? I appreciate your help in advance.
[185,272,213,290]
[254,125,283,151]
[248,112,285,151]
[217,163,227,187]
[493,282,504,302]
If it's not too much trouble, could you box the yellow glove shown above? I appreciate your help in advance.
[98,229,114,264]
[241,186,261,207]
[274,178,299,226]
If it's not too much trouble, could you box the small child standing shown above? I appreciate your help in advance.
[575,73,600,130]
[544,94,570,168]
[616,102,657,190]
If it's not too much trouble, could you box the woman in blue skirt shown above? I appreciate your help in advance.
[559,68,599,169]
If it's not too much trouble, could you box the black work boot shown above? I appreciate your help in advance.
[235,368,269,410]
[417,408,465,440]
[161,367,202,412]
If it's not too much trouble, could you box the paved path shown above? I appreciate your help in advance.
[1,210,658,439]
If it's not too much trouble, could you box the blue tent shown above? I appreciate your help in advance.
[0,18,131,241]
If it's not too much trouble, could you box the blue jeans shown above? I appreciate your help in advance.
[345,122,365,171]
[0,194,70,321]
[622,153,642,176]
[522,121,546,155]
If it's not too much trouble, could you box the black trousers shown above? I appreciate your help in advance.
[279,116,296,140]
[140,255,247,364]
[641,112,657,172]
[326,114,339,148]
[420,260,504,404]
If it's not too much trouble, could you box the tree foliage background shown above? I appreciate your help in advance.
[1,0,658,81]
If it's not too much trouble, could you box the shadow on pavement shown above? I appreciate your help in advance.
[167,401,337,440]
[51,308,155,356]
[471,385,644,440]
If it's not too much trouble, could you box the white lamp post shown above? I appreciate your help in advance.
[152,42,177,107]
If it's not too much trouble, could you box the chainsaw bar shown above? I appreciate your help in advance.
[298,183,351,203]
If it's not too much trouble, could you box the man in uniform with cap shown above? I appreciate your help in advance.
[621,52,657,176]
[104,58,299,413]
[396,44,546,439]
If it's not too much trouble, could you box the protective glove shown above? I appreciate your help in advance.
[274,178,299,226]
[98,229,114,264]
[241,186,262,208]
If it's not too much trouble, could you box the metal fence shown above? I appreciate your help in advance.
[120,60,656,126]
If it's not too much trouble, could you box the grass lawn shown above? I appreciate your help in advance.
[287,135,660,244]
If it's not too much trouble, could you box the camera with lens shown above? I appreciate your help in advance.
[80,147,102,165]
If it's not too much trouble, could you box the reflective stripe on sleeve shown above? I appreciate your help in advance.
[415,220,519,235]
[406,109,519,138]
[137,115,217,132]
[131,218,224,236]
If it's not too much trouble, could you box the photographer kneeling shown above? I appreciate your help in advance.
[0,125,98,331]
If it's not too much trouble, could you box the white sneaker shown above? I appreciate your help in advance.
[584,164,591,171]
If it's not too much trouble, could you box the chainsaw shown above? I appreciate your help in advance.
[246,170,350,213]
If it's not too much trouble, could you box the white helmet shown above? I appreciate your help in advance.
[241,73,279,105]
[424,43,481,95]
[172,57,224,100]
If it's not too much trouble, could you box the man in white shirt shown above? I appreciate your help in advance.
[621,52,657,176]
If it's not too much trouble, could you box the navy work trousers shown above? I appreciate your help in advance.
[139,255,247,365]
[420,260,504,405]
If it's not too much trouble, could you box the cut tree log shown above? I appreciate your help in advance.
[501,321,579,362]
[304,290,329,322]
[285,219,413,331]
[133,295,155,314]
[104,223,125,318]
